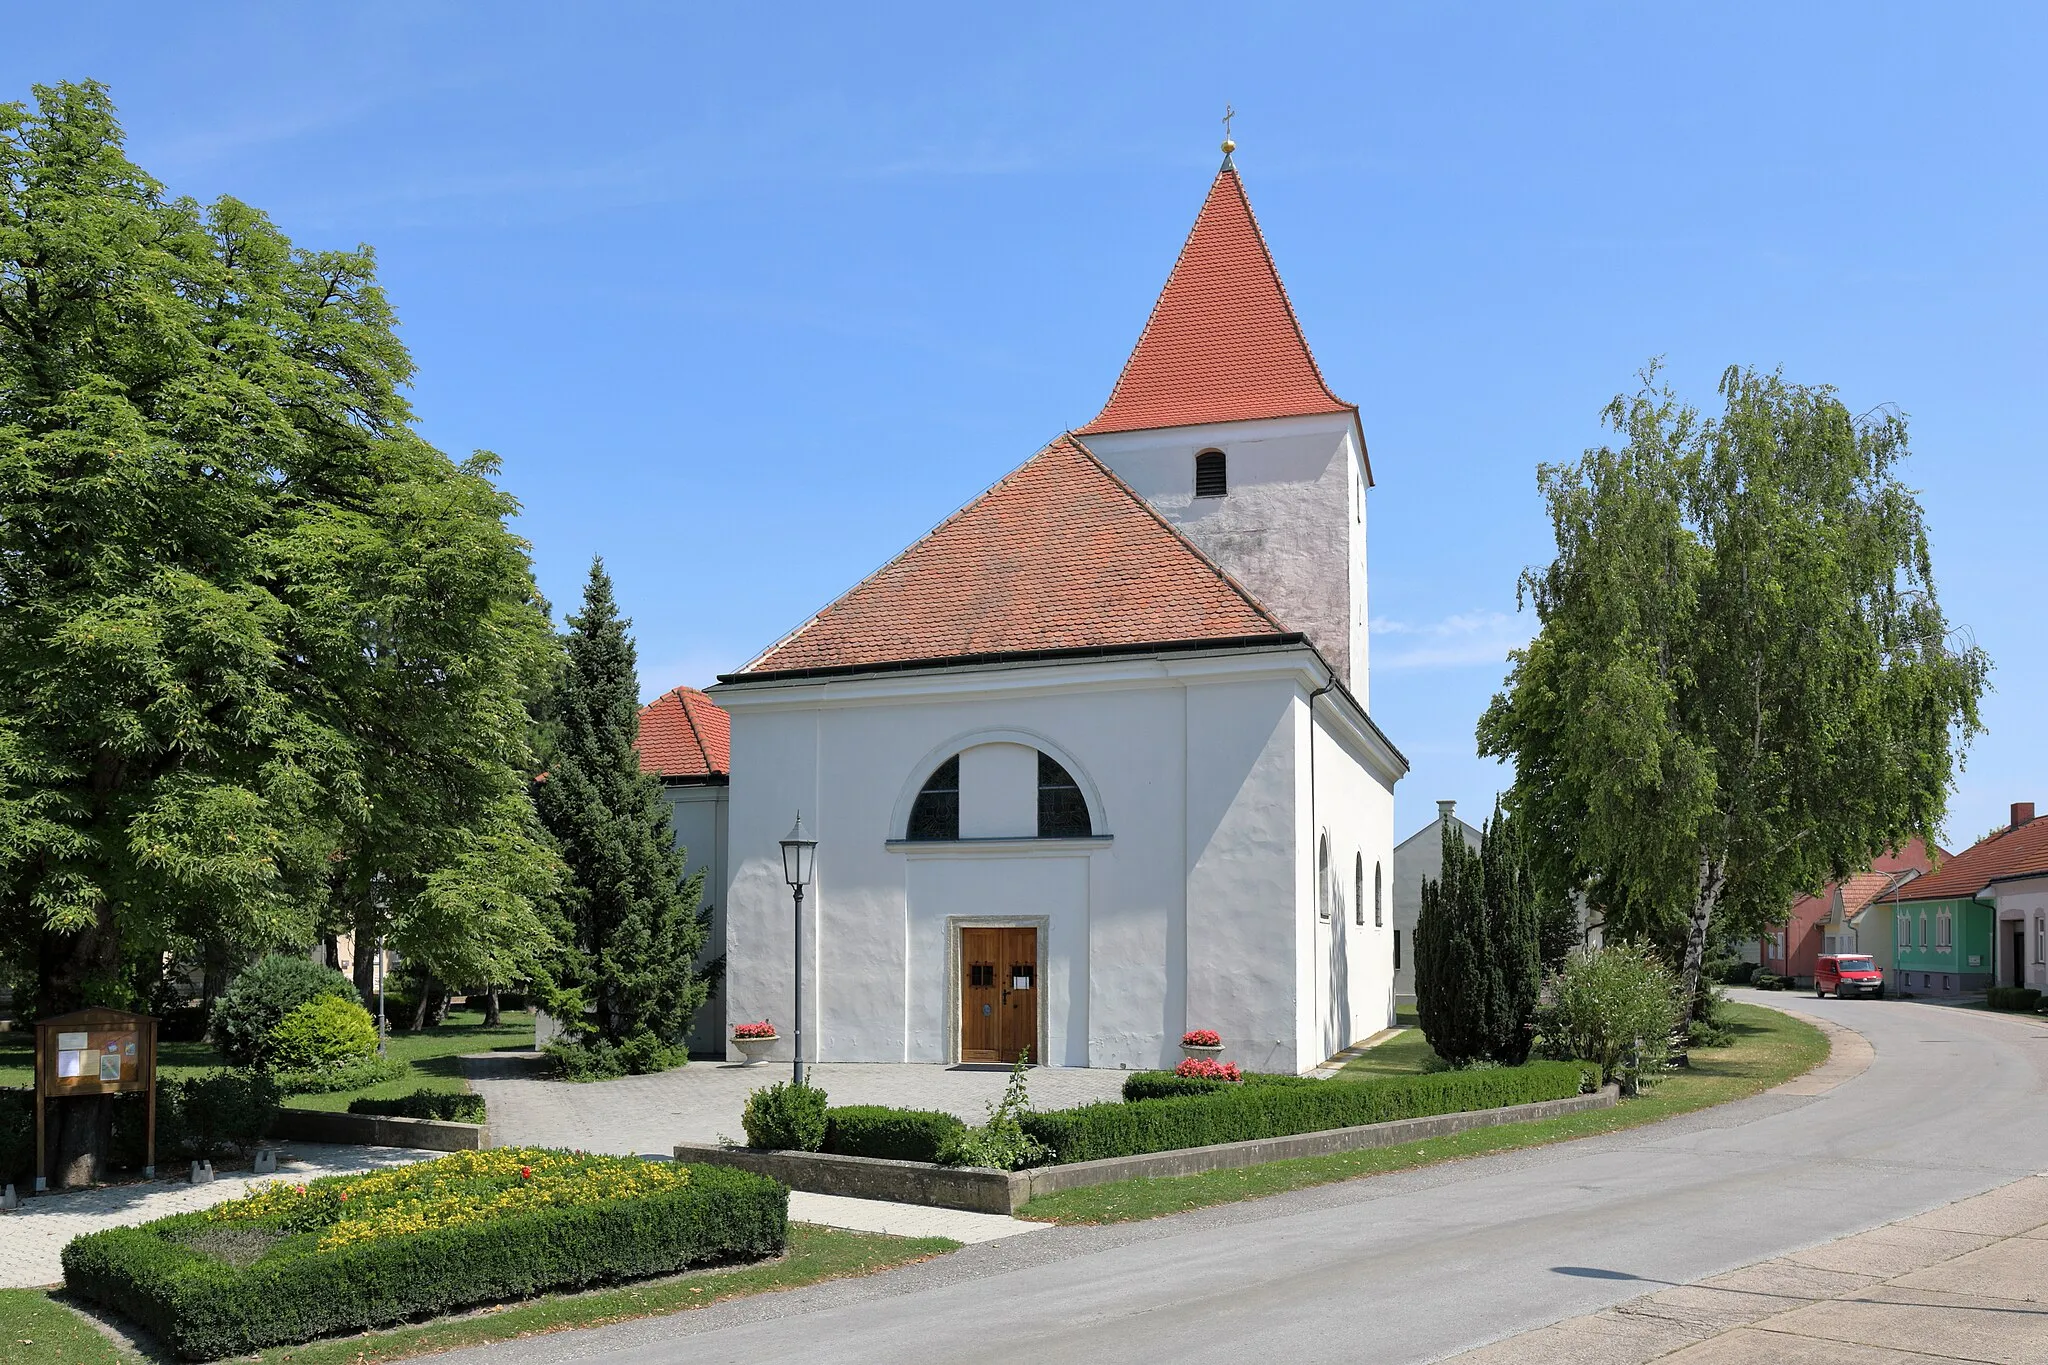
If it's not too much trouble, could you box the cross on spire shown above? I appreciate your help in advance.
[1220,103,1237,160]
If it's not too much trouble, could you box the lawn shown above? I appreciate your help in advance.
[3,1225,957,1365]
[0,1007,533,1113]
[1336,1023,1438,1079]
[1020,1000,1828,1224]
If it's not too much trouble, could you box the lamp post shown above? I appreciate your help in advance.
[780,813,818,1085]
[374,935,388,1057]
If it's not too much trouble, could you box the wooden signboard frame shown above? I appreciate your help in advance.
[33,1006,159,1191]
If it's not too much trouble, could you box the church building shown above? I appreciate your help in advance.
[710,151,1406,1074]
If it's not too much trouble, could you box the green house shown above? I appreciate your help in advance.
[1886,802,2048,998]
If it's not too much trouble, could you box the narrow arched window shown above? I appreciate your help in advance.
[1318,833,1331,921]
[1354,854,1365,926]
[906,755,959,841]
[1036,751,1091,837]
[1375,861,1384,928]
[1194,449,1227,498]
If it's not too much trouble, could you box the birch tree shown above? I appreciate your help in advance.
[1478,365,1987,1020]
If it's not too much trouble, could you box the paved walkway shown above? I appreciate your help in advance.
[467,1057,1130,1153]
[0,1142,426,1288]
[787,1192,1043,1245]
[1444,1171,2048,1363]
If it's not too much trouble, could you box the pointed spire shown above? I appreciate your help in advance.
[1077,157,1352,436]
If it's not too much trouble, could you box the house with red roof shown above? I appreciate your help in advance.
[1758,838,1936,989]
[636,685,731,1051]
[1887,802,2048,998]
[707,146,1406,1073]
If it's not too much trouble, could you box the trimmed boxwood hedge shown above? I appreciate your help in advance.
[1119,1071,1315,1102]
[347,1089,486,1123]
[822,1105,964,1163]
[1024,1060,1593,1164]
[1986,986,2043,1012]
[61,1162,786,1360]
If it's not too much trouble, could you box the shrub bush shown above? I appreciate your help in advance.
[1986,986,2044,1012]
[822,1105,964,1162]
[0,1087,32,1184]
[163,1071,282,1162]
[268,994,378,1073]
[1536,945,1682,1095]
[275,1054,408,1096]
[1119,1070,1315,1103]
[742,1078,828,1151]
[62,1150,786,1360]
[209,955,359,1069]
[543,1031,688,1081]
[1024,1061,1590,1165]
[348,1089,486,1124]
[937,1054,1049,1170]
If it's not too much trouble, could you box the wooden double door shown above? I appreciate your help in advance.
[960,927,1039,1064]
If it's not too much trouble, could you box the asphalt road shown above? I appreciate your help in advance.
[441,993,2048,1365]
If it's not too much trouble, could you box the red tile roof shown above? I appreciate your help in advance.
[1897,812,2048,901]
[1774,840,1935,934]
[1077,162,1353,436]
[636,686,730,780]
[731,435,1292,678]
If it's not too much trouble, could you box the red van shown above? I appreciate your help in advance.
[1816,954,1884,999]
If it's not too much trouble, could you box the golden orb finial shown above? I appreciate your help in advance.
[1220,104,1237,158]
[1221,136,1236,154]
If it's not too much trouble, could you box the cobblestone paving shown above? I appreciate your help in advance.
[0,1142,428,1288]
[468,1058,1131,1153]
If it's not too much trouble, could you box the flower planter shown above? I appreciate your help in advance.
[732,1035,777,1065]
[1179,1042,1224,1062]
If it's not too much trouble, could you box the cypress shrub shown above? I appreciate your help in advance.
[1416,802,1541,1066]
[1021,1061,1590,1165]
[63,1162,786,1361]
[822,1106,965,1162]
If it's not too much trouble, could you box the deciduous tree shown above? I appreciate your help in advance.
[1479,365,1988,1020]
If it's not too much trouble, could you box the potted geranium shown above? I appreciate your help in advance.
[1180,1028,1223,1061]
[731,1019,777,1065]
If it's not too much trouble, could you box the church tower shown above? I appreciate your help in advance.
[1076,149,1371,700]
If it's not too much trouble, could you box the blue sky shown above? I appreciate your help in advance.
[9,4,2043,847]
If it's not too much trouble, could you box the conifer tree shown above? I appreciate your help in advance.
[1415,804,1542,1066]
[533,561,710,1071]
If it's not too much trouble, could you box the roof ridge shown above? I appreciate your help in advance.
[1063,431,1290,634]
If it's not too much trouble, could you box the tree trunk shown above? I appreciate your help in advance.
[351,905,379,1010]
[49,1093,112,1188]
[1679,852,1728,1025]
[323,933,342,973]
[483,986,501,1027]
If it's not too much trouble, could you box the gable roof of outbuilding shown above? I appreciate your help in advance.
[726,434,1294,680]
[635,686,730,781]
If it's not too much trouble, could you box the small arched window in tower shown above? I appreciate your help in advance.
[1036,751,1091,838]
[1194,449,1228,498]
[1375,861,1384,928]
[1354,854,1365,926]
[1318,833,1331,921]
[906,755,960,841]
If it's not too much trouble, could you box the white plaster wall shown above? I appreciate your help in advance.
[1994,876,2048,989]
[1082,413,1368,689]
[715,647,1399,1071]
[1391,811,1481,1003]
[660,783,730,1053]
[1298,693,1399,1066]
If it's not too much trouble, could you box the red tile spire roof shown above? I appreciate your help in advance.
[636,686,730,780]
[1896,809,2048,901]
[730,435,1292,678]
[1077,160,1353,435]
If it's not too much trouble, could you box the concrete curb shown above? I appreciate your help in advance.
[676,1086,1619,1214]
[273,1107,490,1152]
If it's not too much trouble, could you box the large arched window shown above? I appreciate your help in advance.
[1037,751,1091,838]
[1375,861,1384,928]
[906,755,959,841]
[1194,449,1228,498]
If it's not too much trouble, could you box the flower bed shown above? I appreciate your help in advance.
[1174,1057,1241,1081]
[61,1148,787,1360]
[1024,1061,1593,1164]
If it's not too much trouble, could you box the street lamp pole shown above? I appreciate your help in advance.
[779,813,818,1086]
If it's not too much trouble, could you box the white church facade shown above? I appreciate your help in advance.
[707,154,1407,1074]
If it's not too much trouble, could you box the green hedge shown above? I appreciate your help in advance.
[62,1161,786,1360]
[347,1089,485,1123]
[822,1105,964,1162]
[1986,986,2043,1012]
[275,1054,409,1096]
[1023,1060,1593,1164]
[1119,1071,1315,1103]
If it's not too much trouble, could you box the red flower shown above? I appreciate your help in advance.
[1175,1058,1241,1081]
[733,1020,777,1040]
[520,1166,532,1179]
[533,771,550,784]
[1181,1029,1222,1048]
